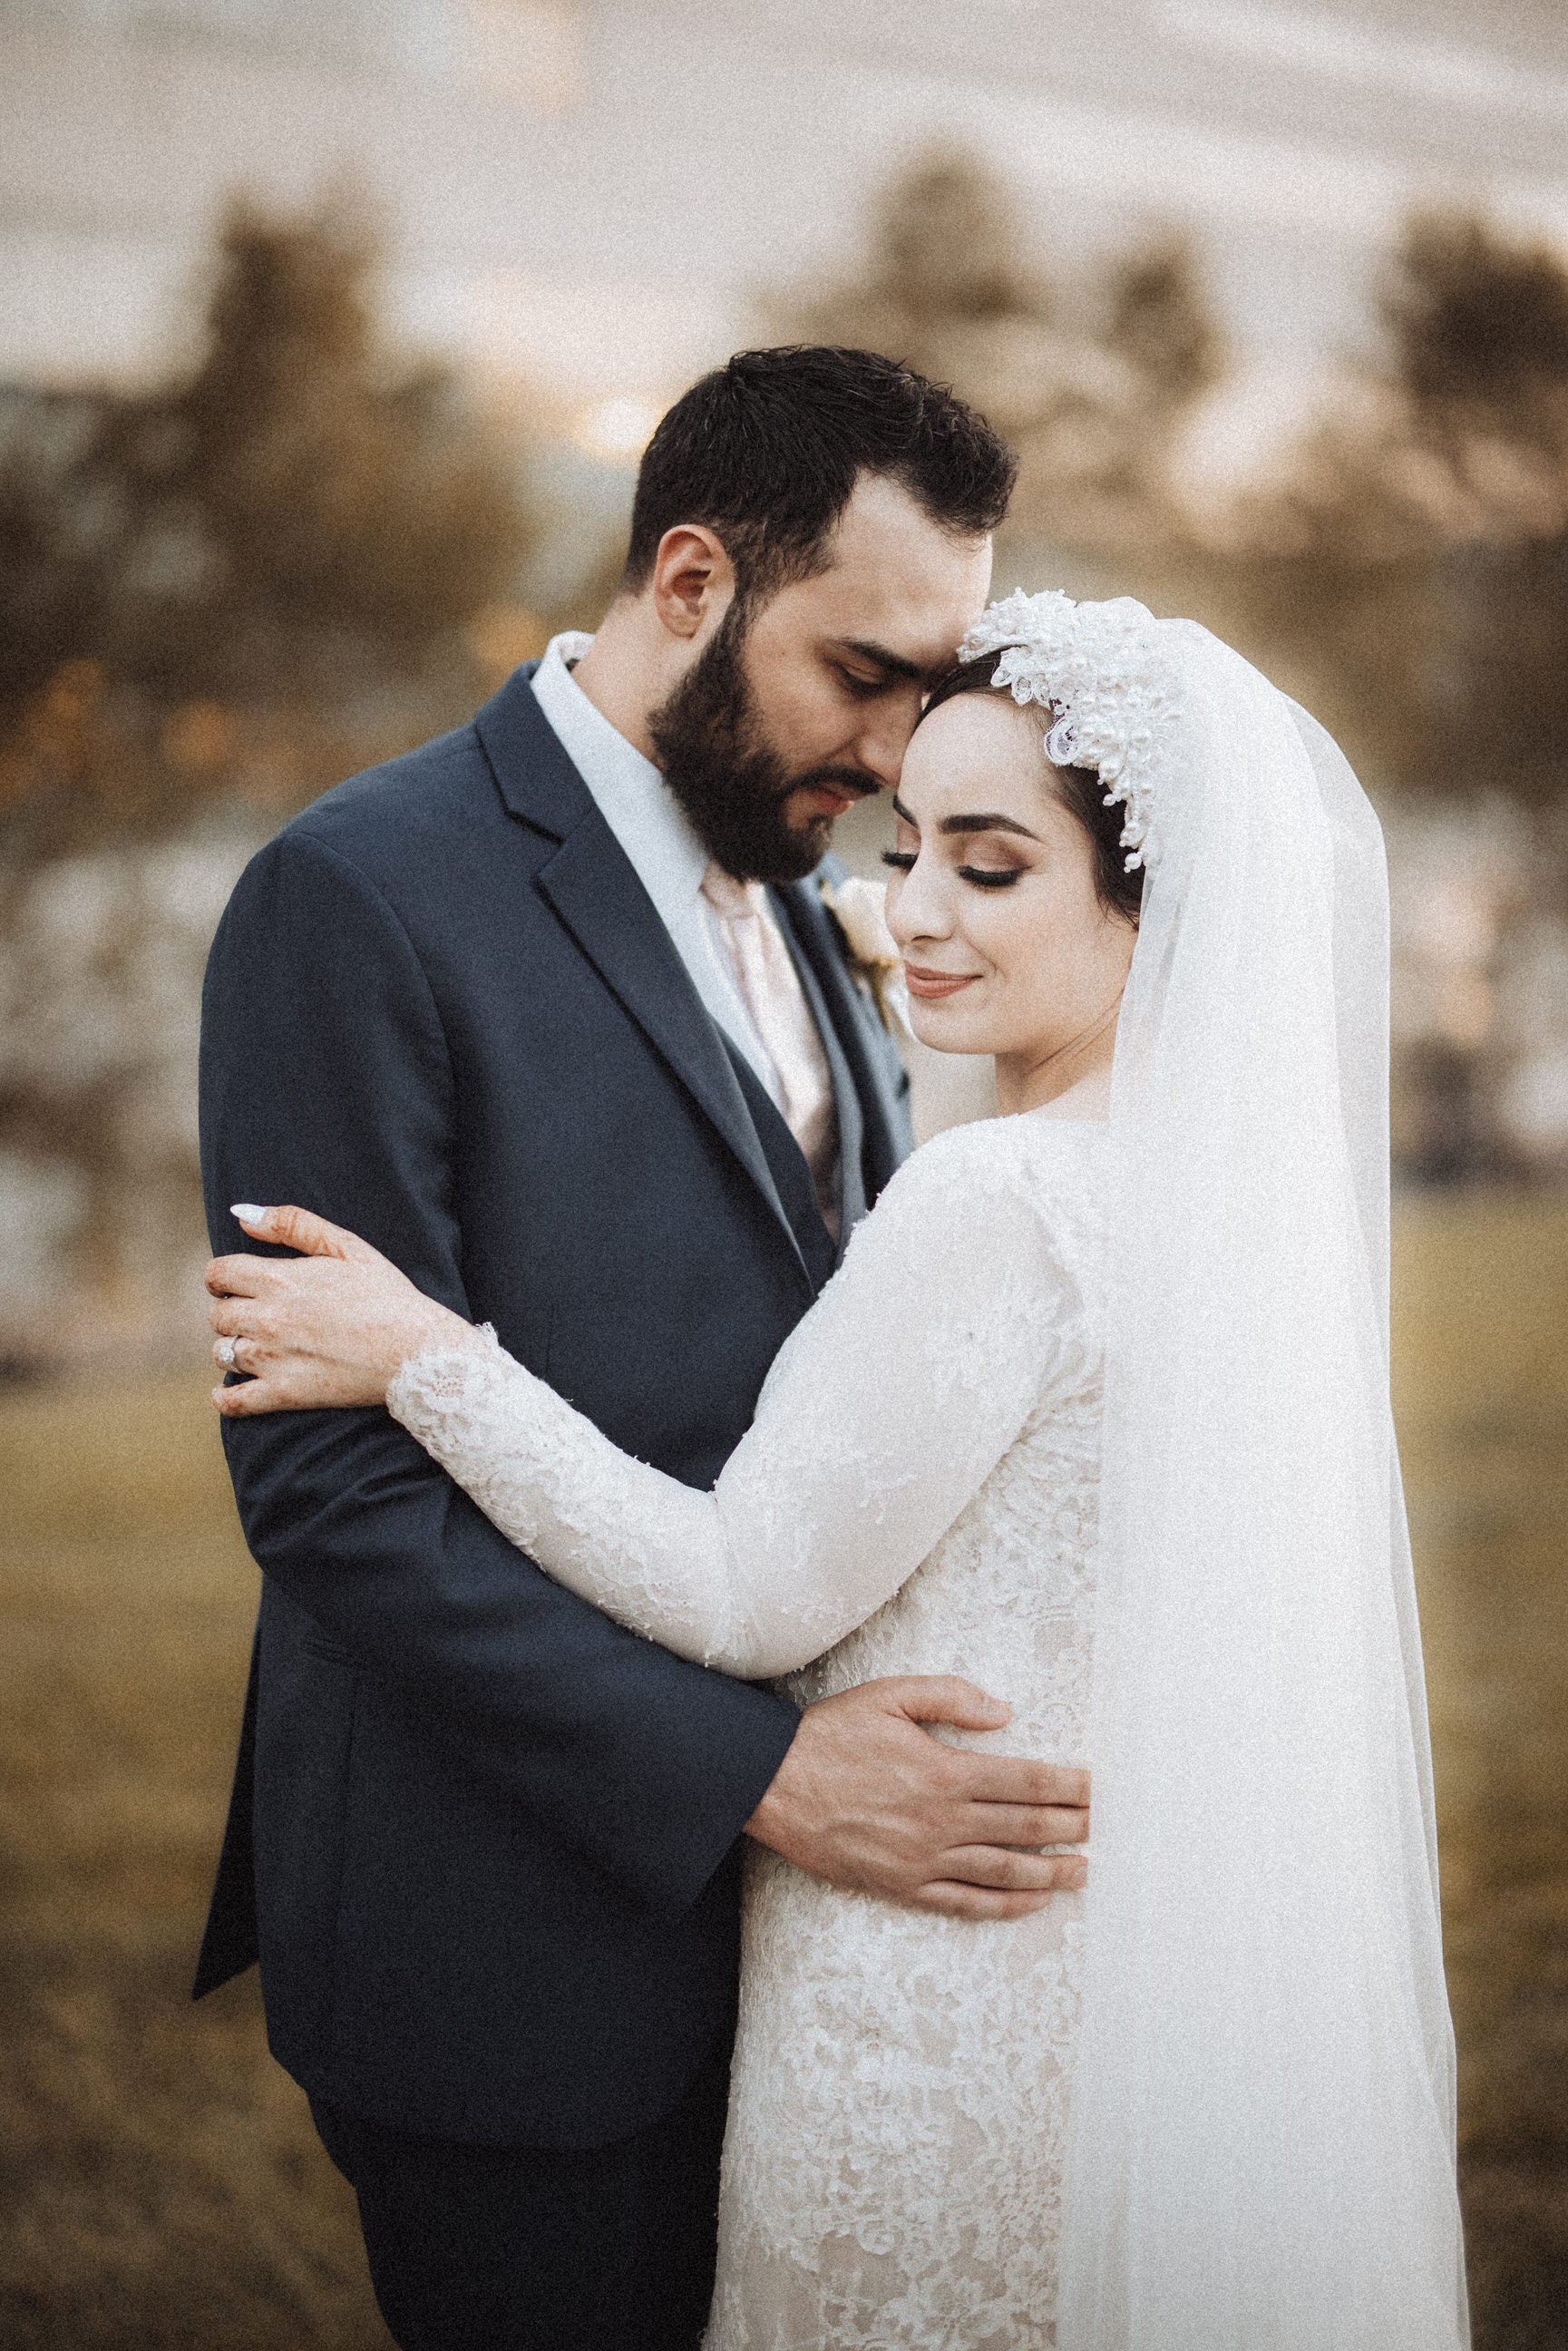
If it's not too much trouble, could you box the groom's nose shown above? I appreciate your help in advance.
[850,696,922,792]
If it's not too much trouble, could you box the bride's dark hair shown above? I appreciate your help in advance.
[919,655,1144,923]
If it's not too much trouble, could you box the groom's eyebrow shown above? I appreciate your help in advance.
[834,637,933,684]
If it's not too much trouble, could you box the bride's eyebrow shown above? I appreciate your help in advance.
[889,796,1040,843]
[940,812,1041,841]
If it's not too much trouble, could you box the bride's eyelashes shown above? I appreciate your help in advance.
[881,848,1026,891]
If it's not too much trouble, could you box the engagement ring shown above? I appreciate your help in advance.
[216,1336,239,1369]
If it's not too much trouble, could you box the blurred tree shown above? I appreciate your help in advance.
[1391,217,1568,803]
[1188,213,1568,1183]
[0,199,533,854]
[146,202,529,695]
[786,149,1060,453]
[0,199,535,1343]
[784,148,1221,565]
[1105,239,1222,419]
[1218,214,1568,805]
[1392,213,1568,435]
[795,149,1047,351]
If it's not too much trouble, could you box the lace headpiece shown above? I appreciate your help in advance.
[958,590,1183,873]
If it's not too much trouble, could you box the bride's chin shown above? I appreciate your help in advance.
[906,1003,992,1057]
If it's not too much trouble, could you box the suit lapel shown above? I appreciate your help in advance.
[476,667,811,1285]
[772,871,911,1212]
[768,893,866,1256]
[719,1039,838,1293]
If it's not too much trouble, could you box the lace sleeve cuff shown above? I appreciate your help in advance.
[386,1322,509,1446]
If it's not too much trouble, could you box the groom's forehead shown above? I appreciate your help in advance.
[800,478,993,647]
[825,471,988,572]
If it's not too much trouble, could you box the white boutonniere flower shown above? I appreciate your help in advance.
[819,875,911,1038]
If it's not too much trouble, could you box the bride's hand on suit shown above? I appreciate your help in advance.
[204,1204,1091,1925]
[205,1204,481,1412]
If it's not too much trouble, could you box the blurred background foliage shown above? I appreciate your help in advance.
[0,200,533,859]
[784,151,1222,575]
[793,146,1568,834]
[0,202,541,1346]
[9,152,1568,1351]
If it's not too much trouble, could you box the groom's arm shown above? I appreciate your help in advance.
[201,822,800,1917]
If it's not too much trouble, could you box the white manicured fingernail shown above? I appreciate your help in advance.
[231,1203,268,1224]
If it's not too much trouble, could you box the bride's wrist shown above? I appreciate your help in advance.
[385,1300,490,1390]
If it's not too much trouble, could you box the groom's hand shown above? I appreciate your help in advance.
[745,1677,1088,1921]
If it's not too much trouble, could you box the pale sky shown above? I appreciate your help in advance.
[5,0,1568,440]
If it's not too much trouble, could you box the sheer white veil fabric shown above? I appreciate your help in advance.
[959,597,1469,2350]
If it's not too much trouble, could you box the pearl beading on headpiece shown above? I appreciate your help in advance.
[958,590,1184,873]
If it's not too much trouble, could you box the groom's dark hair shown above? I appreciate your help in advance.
[621,346,1017,605]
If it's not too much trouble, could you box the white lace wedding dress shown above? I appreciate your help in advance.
[387,1107,1108,2350]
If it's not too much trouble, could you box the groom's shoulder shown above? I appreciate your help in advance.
[279,716,496,881]
[269,661,569,900]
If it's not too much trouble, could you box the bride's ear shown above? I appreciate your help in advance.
[230,1204,383,1263]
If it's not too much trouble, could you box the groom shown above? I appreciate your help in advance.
[196,346,1089,2351]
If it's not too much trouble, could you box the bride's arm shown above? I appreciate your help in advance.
[388,1129,1057,1677]
[207,1128,1065,1679]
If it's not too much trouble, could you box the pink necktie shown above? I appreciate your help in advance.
[700,863,841,1238]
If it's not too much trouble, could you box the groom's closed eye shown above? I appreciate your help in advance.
[828,639,933,701]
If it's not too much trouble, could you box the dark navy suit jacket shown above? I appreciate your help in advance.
[194,661,914,2150]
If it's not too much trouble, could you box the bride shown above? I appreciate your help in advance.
[203,594,1469,2350]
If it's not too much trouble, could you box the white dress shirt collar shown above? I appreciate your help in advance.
[530,630,711,939]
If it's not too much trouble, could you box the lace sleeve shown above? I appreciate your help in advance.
[387,1123,1066,1679]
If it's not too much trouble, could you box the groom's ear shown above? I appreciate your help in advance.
[650,523,735,640]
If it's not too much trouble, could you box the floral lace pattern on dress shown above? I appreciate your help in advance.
[388,1114,1109,2349]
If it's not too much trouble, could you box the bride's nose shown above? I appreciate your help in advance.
[886,853,956,949]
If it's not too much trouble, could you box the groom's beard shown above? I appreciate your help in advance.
[648,604,875,884]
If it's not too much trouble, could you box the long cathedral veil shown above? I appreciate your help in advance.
[958,599,1469,2350]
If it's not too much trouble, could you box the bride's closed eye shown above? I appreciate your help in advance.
[881,849,1026,891]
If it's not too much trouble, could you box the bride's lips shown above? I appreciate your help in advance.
[903,963,979,1001]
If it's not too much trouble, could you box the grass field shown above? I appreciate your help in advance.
[0,1376,388,2348]
[1,1194,1565,2347]
[1393,1195,1568,2351]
